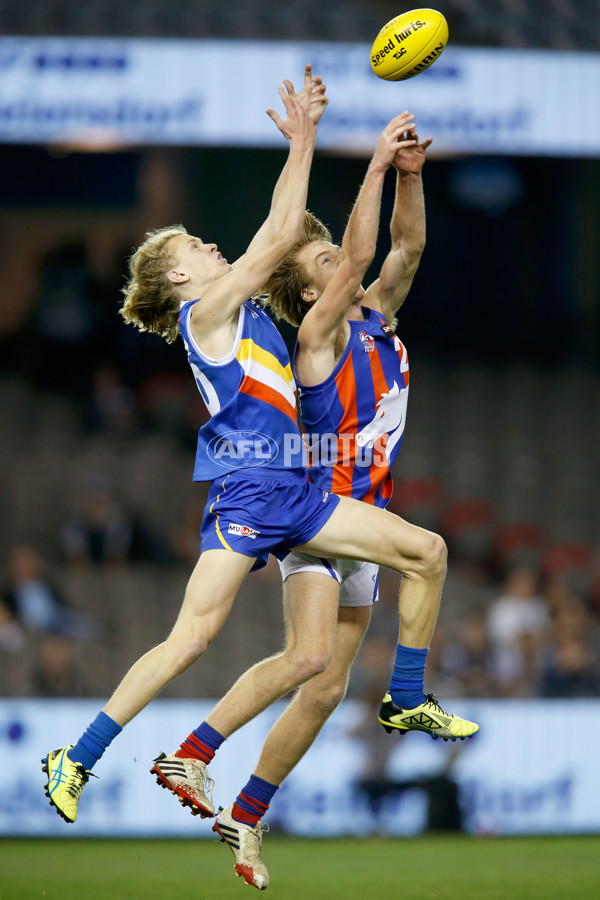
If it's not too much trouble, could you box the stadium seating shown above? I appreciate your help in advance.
[0,0,599,50]
[1,359,598,699]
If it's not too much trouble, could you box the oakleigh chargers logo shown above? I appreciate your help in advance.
[359,332,375,353]
[207,430,279,468]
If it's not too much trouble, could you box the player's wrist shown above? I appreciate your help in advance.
[288,136,316,155]
[367,159,389,177]
[394,167,423,179]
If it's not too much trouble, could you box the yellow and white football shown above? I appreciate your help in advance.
[370,9,449,81]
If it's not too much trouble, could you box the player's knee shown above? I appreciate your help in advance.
[400,530,447,581]
[320,679,348,712]
[164,631,209,674]
[421,532,447,579]
[289,648,332,682]
[304,677,348,718]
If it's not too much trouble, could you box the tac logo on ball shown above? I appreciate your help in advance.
[370,8,449,81]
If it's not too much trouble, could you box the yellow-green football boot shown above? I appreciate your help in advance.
[378,693,479,741]
[42,746,91,822]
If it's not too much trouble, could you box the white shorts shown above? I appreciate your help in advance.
[278,551,379,608]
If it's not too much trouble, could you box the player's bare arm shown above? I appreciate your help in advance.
[186,74,323,356]
[295,112,417,387]
[239,65,328,260]
[361,130,432,324]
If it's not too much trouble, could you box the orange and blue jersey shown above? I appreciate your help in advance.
[296,306,409,508]
[179,297,304,481]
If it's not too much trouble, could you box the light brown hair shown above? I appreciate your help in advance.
[262,211,333,327]
[120,225,187,344]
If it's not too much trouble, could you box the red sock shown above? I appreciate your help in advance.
[175,733,215,763]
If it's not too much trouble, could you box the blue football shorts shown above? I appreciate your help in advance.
[199,467,340,571]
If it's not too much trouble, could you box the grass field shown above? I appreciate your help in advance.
[1,835,599,900]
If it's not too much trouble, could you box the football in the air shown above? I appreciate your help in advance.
[370,9,449,81]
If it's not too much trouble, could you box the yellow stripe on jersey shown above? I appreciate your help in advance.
[236,338,296,409]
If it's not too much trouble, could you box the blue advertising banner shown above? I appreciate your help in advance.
[0,38,598,155]
[1,698,597,837]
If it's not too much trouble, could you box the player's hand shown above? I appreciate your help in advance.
[370,112,417,174]
[266,72,317,145]
[295,64,329,125]
[393,132,433,174]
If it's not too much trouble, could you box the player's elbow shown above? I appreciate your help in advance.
[270,215,303,250]
[395,237,425,268]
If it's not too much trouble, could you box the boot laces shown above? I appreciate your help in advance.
[189,759,215,804]
[66,766,93,799]
[424,693,450,717]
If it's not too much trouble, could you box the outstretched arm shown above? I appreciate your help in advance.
[238,65,328,261]
[361,132,432,324]
[297,113,417,377]
[194,71,323,336]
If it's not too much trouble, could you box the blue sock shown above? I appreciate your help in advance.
[68,711,122,771]
[178,721,225,762]
[232,774,279,827]
[388,643,428,709]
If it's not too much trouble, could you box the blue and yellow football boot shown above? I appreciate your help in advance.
[378,693,479,741]
[42,745,90,823]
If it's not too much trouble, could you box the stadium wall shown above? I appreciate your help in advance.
[2,698,597,837]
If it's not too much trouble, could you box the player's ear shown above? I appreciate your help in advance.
[167,269,190,285]
[301,286,318,303]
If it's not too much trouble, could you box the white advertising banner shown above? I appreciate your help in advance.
[1,698,598,837]
[0,38,598,156]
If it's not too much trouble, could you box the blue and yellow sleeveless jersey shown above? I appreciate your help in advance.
[297,307,409,508]
[179,298,304,481]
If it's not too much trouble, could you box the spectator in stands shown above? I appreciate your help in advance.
[25,241,96,395]
[486,565,549,696]
[539,590,600,697]
[86,364,140,436]
[437,610,496,697]
[0,595,24,653]
[2,544,97,639]
[60,472,164,566]
[31,633,88,697]
[170,495,209,567]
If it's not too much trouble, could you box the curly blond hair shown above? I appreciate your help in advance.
[120,225,188,344]
[262,211,333,327]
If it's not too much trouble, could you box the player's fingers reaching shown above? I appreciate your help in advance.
[389,123,417,144]
[420,136,434,150]
[395,137,418,150]
[302,64,313,92]
[282,78,296,97]
[309,97,328,124]
[266,108,285,130]
[388,111,415,130]
[277,83,298,115]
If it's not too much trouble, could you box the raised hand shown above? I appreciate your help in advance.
[266,74,316,146]
[370,111,418,174]
[295,63,329,125]
[393,131,433,175]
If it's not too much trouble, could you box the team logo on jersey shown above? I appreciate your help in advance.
[228,523,260,539]
[207,430,279,468]
[359,331,375,352]
[355,381,408,462]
